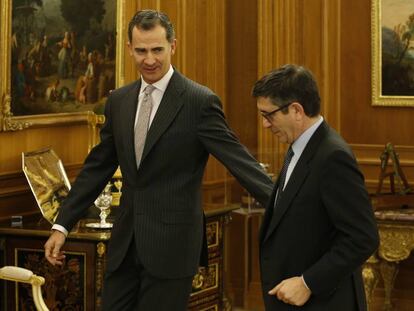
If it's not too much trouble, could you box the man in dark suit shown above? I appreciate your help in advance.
[252,64,379,310]
[44,10,273,311]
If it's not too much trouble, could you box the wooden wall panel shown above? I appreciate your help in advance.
[341,0,414,147]
[257,0,341,174]
[226,0,259,153]
[133,0,228,190]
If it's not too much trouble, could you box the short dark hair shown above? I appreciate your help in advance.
[128,10,175,43]
[252,64,321,117]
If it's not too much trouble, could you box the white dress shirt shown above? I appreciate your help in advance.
[284,116,324,189]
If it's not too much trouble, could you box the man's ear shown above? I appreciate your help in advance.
[170,39,177,55]
[127,41,133,56]
[291,102,305,120]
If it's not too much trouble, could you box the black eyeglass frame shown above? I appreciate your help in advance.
[261,102,293,122]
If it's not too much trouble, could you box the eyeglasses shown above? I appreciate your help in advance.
[260,102,292,122]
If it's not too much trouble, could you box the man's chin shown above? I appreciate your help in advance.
[141,74,160,84]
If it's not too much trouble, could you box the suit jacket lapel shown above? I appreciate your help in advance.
[262,121,330,243]
[140,71,185,164]
[121,81,141,176]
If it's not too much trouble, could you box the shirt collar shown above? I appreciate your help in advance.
[291,116,324,156]
[140,65,174,94]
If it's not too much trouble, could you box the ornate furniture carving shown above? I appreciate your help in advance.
[363,210,414,311]
[0,205,236,310]
[363,143,414,311]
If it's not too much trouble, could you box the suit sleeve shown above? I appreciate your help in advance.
[197,94,273,207]
[303,149,379,295]
[54,95,119,231]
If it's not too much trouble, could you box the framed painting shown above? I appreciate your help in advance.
[372,0,414,106]
[0,0,125,131]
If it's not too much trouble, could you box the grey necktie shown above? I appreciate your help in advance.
[274,146,294,209]
[134,85,155,168]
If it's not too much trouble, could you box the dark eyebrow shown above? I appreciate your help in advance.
[134,47,164,53]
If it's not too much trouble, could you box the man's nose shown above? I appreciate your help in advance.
[262,118,272,128]
[144,53,156,65]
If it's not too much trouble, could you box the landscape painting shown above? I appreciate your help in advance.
[10,0,117,116]
[372,0,414,106]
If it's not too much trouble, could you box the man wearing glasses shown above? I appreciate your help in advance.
[253,64,379,310]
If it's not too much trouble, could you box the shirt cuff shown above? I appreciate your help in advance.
[301,275,310,291]
[52,224,69,237]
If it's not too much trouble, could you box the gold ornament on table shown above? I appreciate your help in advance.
[111,167,123,206]
[86,183,113,229]
[22,148,71,224]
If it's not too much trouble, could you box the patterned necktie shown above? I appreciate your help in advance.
[274,146,294,209]
[134,84,155,168]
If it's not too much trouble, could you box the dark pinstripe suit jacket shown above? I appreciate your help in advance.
[55,70,273,279]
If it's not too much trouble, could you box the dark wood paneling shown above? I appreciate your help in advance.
[226,0,259,154]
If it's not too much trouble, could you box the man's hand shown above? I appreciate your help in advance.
[268,276,311,306]
[44,230,66,266]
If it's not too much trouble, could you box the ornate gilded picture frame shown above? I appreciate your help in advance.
[0,0,125,131]
[371,0,414,106]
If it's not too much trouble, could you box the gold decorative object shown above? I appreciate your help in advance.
[363,144,414,309]
[362,255,380,311]
[2,94,32,131]
[206,221,219,248]
[192,271,204,290]
[190,263,218,296]
[111,167,123,206]
[363,219,414,310]
[22,148,71,224]
[95,242,106,310]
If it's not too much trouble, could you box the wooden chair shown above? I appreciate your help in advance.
[0,266,49,311]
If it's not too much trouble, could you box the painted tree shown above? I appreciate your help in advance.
[393,12,414,65]
[12,0,44,45]
[60,0,105,37]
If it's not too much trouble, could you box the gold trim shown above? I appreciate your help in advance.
[199,305,218,311]
[207,221,219,248]
[190,262,219,297]
[377,223,414,262]
[2,93,31,131]
[116,0,126,87]
[371,0,414,107]
[0,0,125,132]
[0,226,111,241]
[95,242,106,309]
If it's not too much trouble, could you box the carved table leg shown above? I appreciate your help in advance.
[363,255,380,311]
[379,259,399,311]
[96,242,106,310]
